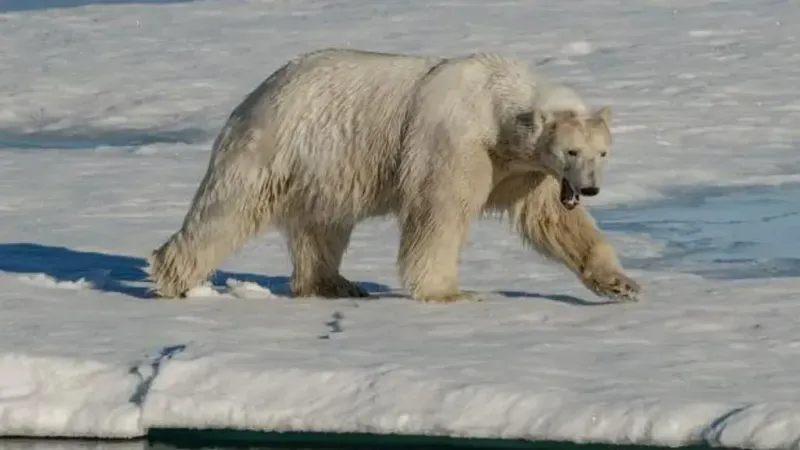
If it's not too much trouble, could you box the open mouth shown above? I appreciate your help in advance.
[560,178,580,210]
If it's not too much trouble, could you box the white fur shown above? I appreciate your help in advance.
[530,72,589,114]
[148,48,641,303]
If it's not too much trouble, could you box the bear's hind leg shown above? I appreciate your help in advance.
[288,222,369,298]
[148,169,278,298]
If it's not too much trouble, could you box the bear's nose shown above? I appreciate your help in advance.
[580,187,600,196]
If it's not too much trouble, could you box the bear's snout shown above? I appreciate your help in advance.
[580,187,600,196]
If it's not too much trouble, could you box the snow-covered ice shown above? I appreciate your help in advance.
[1,0,800,448]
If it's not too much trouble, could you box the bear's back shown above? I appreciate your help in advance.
[259,49,440,164]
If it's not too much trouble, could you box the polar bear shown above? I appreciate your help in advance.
[148,48,641,303]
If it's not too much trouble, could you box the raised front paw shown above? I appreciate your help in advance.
[582,270,641,303]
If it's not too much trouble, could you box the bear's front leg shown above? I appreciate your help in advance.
[495,174,642,302]
[530,206,642,302]
[579,242,641,302]
[527,206,641,302]
[397,208,477,303]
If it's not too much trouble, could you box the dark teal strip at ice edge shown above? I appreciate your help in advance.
[146,428,736,450]
[0,429,745,450]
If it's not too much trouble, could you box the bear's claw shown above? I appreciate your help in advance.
[582,271,641,303]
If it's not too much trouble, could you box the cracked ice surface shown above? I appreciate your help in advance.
[2,0,800,448]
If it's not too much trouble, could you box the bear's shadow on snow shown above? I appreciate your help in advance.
[0,243,611,305]
[0,243,391,300]
[495,290,616,306]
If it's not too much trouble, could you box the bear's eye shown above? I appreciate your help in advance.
[567,149,579,157]
[600,151,608,157]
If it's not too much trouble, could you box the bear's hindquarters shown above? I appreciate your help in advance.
[148,140,281,298]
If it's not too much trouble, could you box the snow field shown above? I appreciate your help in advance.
[2,0,800,448]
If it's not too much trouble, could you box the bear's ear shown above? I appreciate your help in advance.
[593,106,611,129]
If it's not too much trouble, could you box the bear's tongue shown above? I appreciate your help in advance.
[560,178,580,210]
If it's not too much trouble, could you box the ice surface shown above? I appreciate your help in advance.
[0,441,143,450]
[596,184,800,280]
[2,0,800,448]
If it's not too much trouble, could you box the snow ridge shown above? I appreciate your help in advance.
[3,337,800,450]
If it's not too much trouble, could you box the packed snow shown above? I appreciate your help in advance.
[2,0,800,449]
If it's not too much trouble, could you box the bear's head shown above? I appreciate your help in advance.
[503,106,612,210]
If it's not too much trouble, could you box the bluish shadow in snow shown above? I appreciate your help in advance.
[495,290,617,306]
[129,343,187,406]
[0,128,210,150]
[0,0,194,12]
[0,243,391,299]
[594,183,800,280]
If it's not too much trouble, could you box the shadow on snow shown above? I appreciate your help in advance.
[0,243,608,305]
[0,0,195,12]
[0,243,391,299]
[0,127,210,150]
